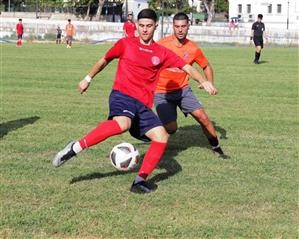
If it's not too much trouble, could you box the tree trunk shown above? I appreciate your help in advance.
[95,0,105,20]
[203,0,215,26]
[84,0,93,21]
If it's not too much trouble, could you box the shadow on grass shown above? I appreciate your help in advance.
[148,122,228,184]
[70,170,133,184]
[0,116,40,138]
[258,60,268,64]
[70,122,228,185]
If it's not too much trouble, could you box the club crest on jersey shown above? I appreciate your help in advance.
[151,56,160,65]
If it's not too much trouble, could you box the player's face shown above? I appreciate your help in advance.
[173,19,189,41]
[137,18,157,44]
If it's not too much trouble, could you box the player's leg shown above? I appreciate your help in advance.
[180,87,227,158]
[190,108,226,158]
[69,36,73,47]
[131,126,168,194]
[66,36,69,47]
[129,102,168,193]
[52,117,127,167]
[254,45,261,64]
[53,91,134,167]
[154,92,179,134]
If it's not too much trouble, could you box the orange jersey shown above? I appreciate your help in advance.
[65,24,75,36]
[156,35,208,93]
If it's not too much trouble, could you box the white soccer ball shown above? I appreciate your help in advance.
[110,142,140,171]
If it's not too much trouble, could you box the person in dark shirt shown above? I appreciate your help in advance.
[56,26,62,44]
[250,14,268,64]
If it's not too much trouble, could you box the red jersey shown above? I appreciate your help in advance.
[104,37,186,108]
[16,23,24,35]
[123,20,137,37]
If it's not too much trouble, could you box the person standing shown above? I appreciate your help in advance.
[56,26,62,44]
[123,11,137,37]
[65,19,75,48]
[52,9,217,194]
[15,18,24,47]
[155,12,227,159]
[250,14,267,64]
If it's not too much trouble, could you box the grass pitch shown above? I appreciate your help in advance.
[1,43,298,238]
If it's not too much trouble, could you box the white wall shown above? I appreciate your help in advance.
[229,0,299,30]
[1,17,298,45]
[126,0,148,18]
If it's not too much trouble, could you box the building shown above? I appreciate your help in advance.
[229,0,299,29]
[123,0,148,18]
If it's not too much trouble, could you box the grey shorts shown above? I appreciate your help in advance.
[154,87,203,124]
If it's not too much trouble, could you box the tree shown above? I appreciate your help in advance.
[95,0,105,20]
[202,0,215,25]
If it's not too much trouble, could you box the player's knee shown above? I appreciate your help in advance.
[146,126,169,143]
[166,127,177,135]
[164,122,177,134]
[113,116,131,132]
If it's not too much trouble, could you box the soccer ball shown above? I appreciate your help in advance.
[109,142,140,171]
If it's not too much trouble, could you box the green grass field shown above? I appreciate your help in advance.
[1,43,298,238]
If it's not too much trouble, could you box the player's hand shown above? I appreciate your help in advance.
[200,81,217,95]
[78,79,90,94]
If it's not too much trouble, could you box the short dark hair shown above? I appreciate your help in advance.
[137,8,158,22]
[257,14,263,19]
[19,18,22,21]
[68,19,71,22]
[173,12,189,22]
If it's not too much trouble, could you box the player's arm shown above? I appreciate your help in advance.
[203,63,214,84]
[263,28,268,43]
[78,57,108,94]
[250,29,254,43]
[182,64,217,95]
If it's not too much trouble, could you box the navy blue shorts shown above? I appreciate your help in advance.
[108,90,162,141]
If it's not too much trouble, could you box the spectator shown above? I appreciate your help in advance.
[16,18,24,47]
[56,26,62,44]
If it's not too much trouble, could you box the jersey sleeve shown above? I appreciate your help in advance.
[104,39,124,61]
[162,48,186,69]
[194,47,209,68]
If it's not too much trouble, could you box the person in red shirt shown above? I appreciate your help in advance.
[155,12,227,159]
[15,19,24,47]
[53,9,217,194]
[123,11,137,37]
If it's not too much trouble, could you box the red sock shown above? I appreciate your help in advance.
[138,141,167,180]
[79,120,122,149]
[19,40,22,45]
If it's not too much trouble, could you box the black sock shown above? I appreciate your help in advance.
[257,52,261,61]
[255,52,259,61]
[207,137,219,148]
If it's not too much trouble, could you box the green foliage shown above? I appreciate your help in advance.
[1,43,298,238]
[148,0,192,16]
[215,0,228,13]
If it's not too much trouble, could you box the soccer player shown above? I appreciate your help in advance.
[123,11,137,37]
[155,12,227,159]
[15,19,24,47]
[65,19,75,48]
[250,14,267,64]
[52,9,217,194]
